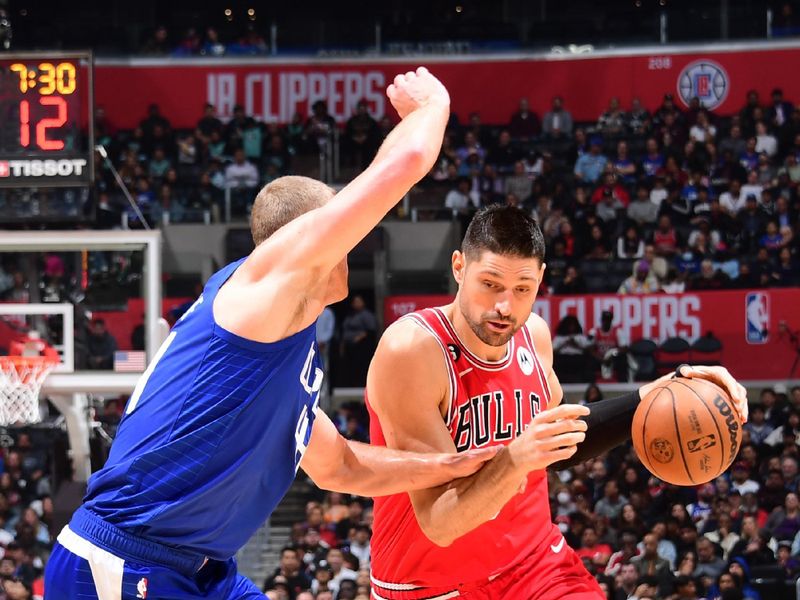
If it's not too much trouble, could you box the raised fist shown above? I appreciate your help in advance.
[386,67,450,120]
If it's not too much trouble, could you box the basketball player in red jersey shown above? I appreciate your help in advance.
[366,206,748,600]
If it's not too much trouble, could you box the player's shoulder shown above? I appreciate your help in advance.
[378,314,442,359]
[524,312,552,344]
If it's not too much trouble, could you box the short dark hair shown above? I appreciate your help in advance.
[461,205,545,263]
[280,546,298,557]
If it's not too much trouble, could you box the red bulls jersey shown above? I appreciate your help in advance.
[367,307,556,591]
[588,325,623,356]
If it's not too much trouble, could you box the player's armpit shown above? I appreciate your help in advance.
[299,410,498,496]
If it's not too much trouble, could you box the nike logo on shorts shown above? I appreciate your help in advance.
[550,537,565,553]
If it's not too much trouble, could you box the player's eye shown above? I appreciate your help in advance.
[483,281,496,289]
[516,287,530,294]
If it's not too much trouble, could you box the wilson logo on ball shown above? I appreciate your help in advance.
[712,394,740,461]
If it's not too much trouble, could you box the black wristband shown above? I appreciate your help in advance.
[551,390,641,470]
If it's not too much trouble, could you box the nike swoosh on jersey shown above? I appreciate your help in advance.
[550,537,565,553]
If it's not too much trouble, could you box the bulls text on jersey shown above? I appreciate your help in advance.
[453,390,542,452]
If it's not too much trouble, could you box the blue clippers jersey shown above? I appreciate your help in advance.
[82,259,323,560]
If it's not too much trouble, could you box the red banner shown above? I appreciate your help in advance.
[384,289,800,381]
[96,44,800,129]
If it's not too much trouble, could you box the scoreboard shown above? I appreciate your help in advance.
[0,52,93,187]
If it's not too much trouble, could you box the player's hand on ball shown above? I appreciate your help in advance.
[387,67,450,119]
[439,445,500,479]
[509,404,590,471]
[641,365,748,423]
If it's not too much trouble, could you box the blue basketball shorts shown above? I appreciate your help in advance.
[44,526,264,599]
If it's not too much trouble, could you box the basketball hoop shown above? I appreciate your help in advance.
[0,356,59,426]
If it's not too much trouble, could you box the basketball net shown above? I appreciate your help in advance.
[0,356,58,426]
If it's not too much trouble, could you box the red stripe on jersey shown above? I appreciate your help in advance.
[368,307,554,591]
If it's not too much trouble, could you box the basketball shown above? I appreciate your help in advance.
[631,377,742,486]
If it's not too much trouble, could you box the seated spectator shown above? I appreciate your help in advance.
[574,138,608,185]
[627,97,651,136]
[652,214,680,257]
[504,161,533,204]
[597,97,627,138]
[263,547,312,595]
[575,526,613,574]
[141,25,170,55]
[758,220,784,253]
[689,110,717,143]
[642,138,665,180]
[556,265,587,295]
[345,100,379,170]
[346,525,371,570]
[755,121,778,157]
[612,140,637,185]
[595,188,625,225]
[508,97,539,139]
[485,130,518,174]
[542,96,573,139]
[631,533,672,581]
[584,224,612,259]
[148,147,171,180]
[87,319,118,370]
[628,185,660,226]
[746,405,775,446]
[692,537,726,589]
[688,259,730,291]
[456,131,486,167]
[650,175,669,206]
[740,137,760,171]
[617,225,645,259]
[592,172,630,207]
[774,247,799,286]
[224,148,259,190]
[552,315,593,382]
[618,260,660,294]
[445,176,479,213]
[719,123,747,159]
[326,548,357,594]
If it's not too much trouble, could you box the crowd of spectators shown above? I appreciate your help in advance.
[267,383,800,600]
[86,85,800,295]
[425,89,800,295]
[0,433,59,600]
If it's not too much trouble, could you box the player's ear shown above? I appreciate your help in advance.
[452,250,465,285]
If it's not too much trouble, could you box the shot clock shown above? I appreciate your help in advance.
[0,52,93,187]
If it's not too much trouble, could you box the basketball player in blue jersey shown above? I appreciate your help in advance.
[44,68,498,599]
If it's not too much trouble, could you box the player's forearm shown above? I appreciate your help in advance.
[372,100,449,177]
[413,445,529,547]
[330,441,475,497]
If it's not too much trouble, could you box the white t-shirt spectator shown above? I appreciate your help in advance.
[756,134,778,157]
[650,187,668,206]
[224,160,259,189]
[689,124,717,143]
[719,190,747,215]
[445,189,479,211]
[740,183,763,203]
[731,478,760,495]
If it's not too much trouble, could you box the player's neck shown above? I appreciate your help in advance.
[444,303,509,362]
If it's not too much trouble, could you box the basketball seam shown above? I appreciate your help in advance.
[670,387,695,485]
[671,379,726,477]
[641,385,670,474]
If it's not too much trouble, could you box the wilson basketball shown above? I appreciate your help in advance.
[631,377,742,486]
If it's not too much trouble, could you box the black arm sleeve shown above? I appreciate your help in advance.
[551,390,640,470]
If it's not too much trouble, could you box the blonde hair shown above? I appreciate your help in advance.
[250,176,335,245]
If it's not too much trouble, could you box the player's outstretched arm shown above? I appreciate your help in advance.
[366,319,588,547]
[299,410,499,495]
[528,314,750,469]
[240,67,449,284]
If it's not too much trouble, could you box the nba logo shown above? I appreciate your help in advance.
[745,292,769,344]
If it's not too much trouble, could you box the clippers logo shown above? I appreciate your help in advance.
[687,434,717,453]
[745,292,769,344]
[677,60,729,110]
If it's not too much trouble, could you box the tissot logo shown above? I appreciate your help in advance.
[1,159,87,177]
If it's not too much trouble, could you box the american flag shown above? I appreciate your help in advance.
[114,351,147,372]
